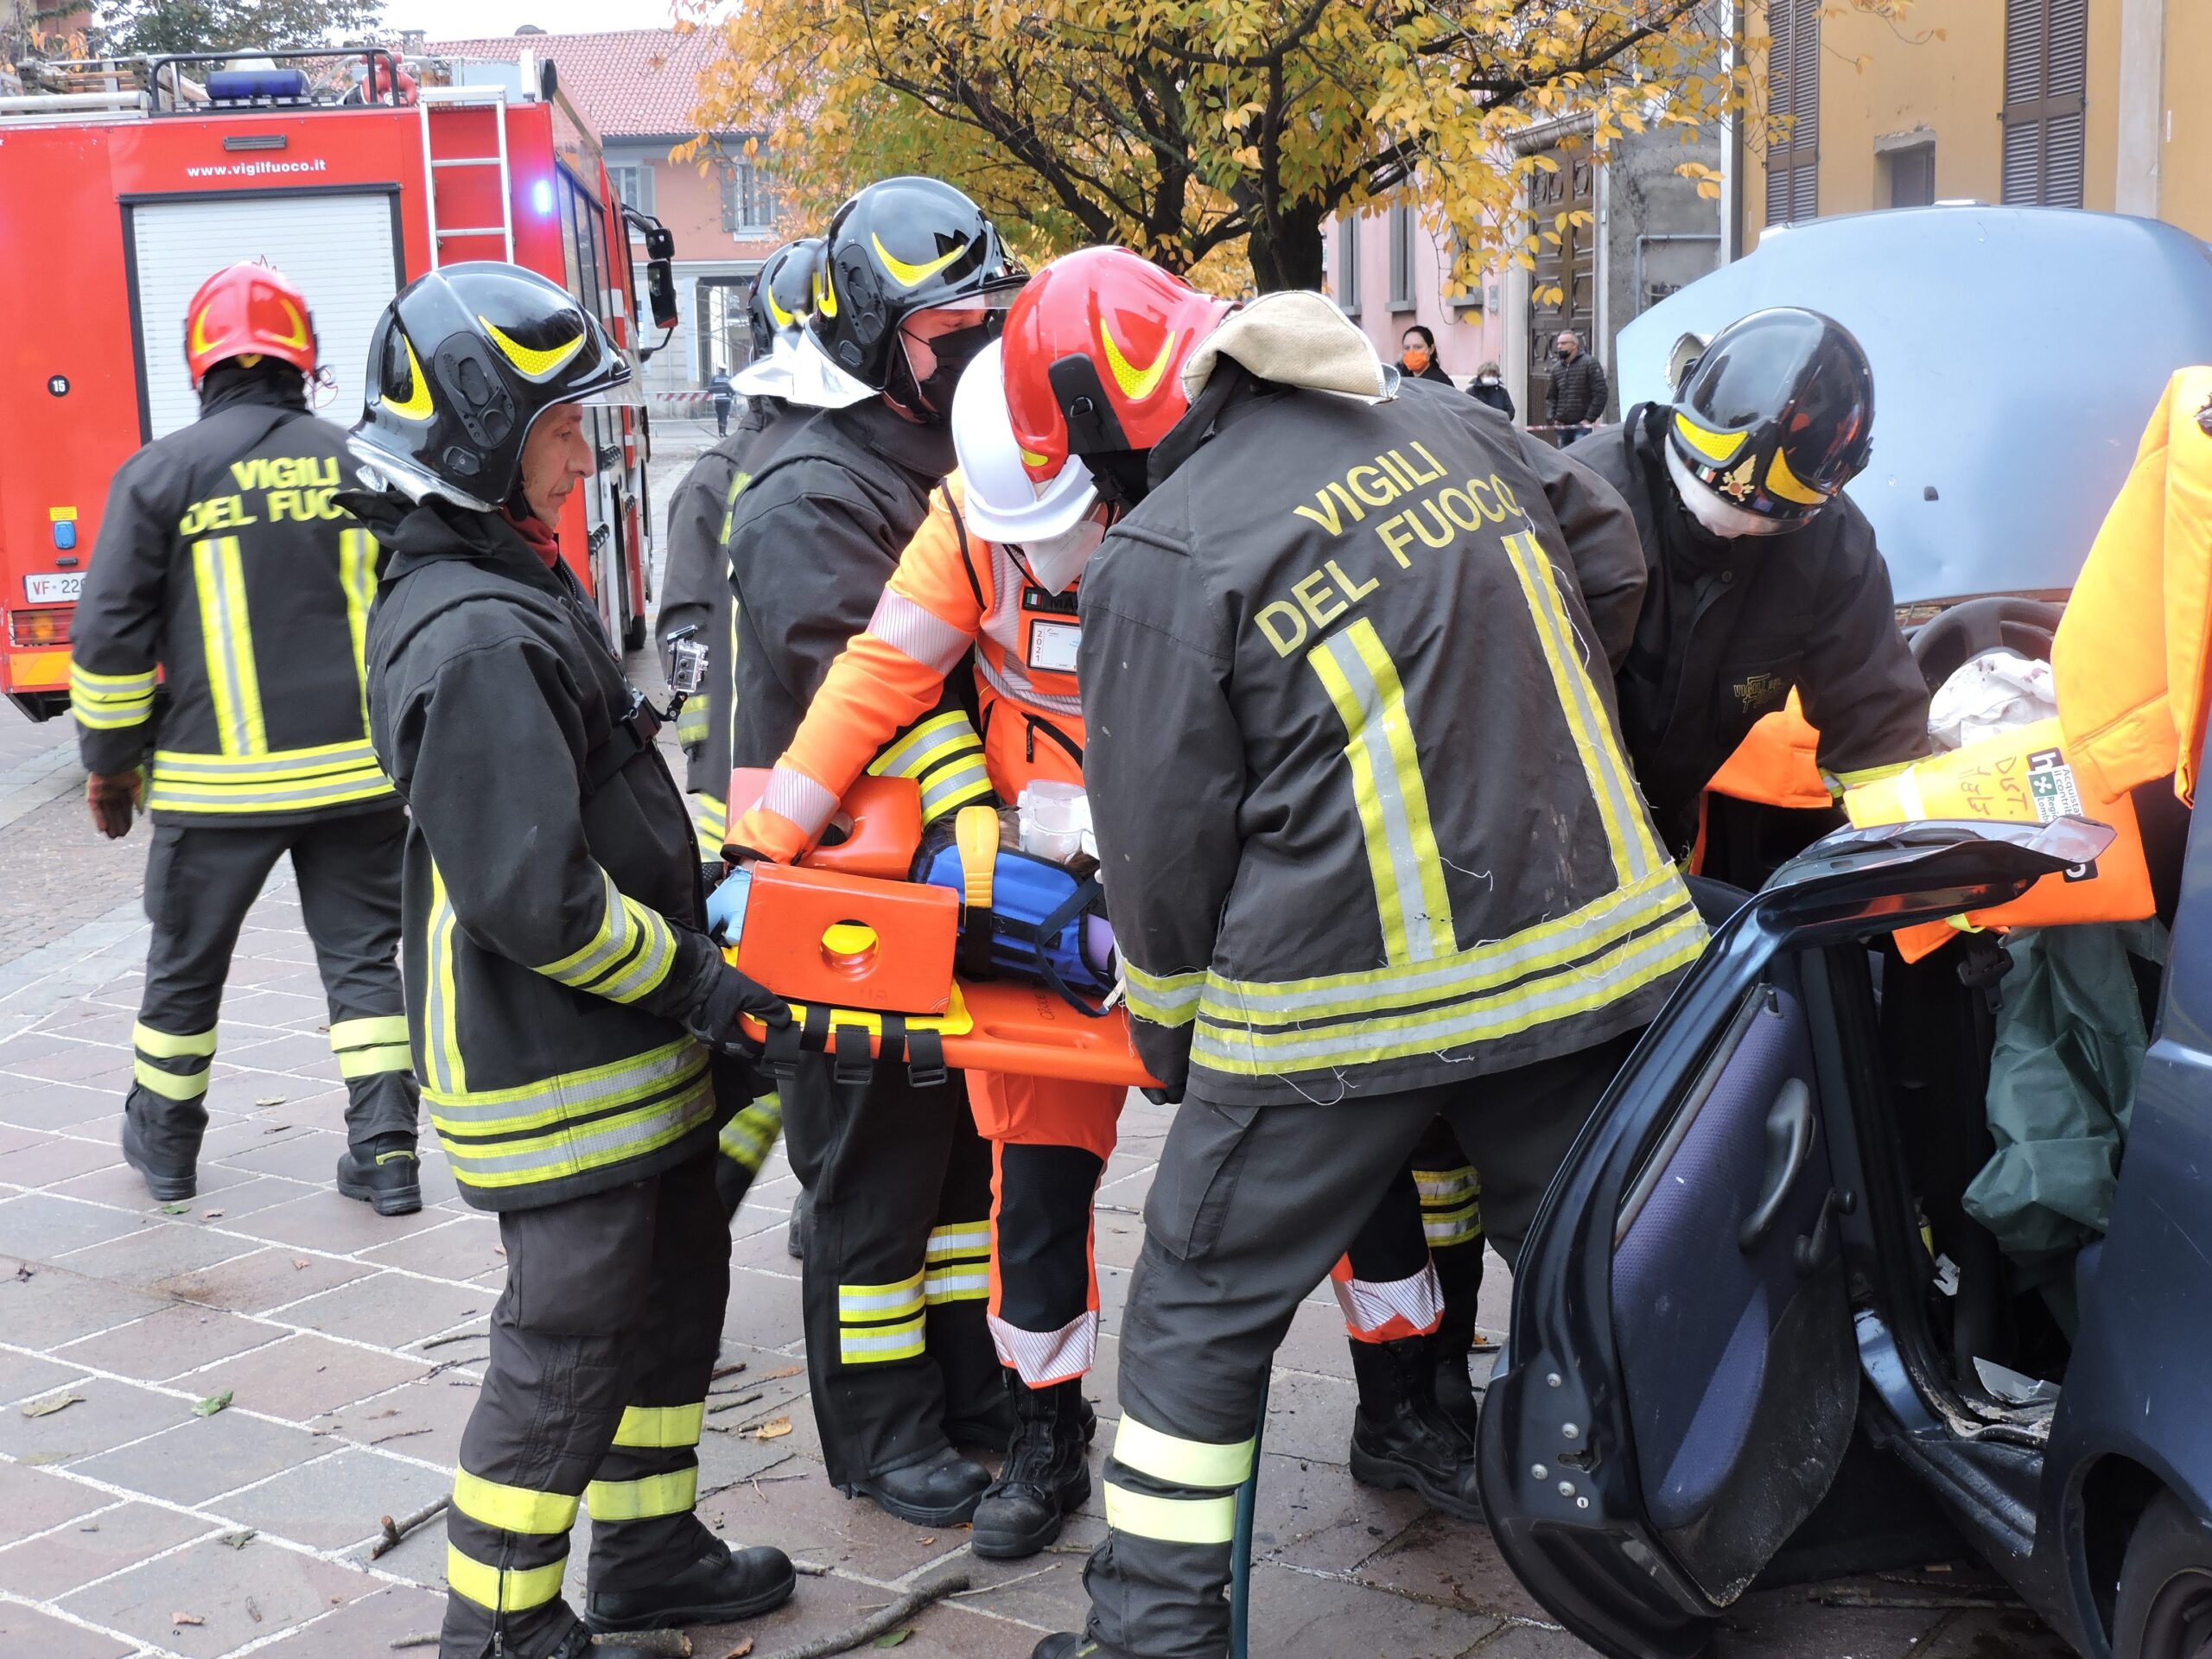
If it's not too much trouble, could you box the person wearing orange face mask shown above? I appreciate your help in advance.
[1398,322,1454,386]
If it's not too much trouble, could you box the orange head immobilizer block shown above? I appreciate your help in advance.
[724,768,923,879]
[733,863,958,1016]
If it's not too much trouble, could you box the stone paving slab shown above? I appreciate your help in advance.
[0,435,2061,1656]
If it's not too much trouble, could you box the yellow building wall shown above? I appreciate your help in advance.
[2160,3,2212,238]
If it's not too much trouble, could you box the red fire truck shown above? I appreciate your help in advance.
[0,46,677,719]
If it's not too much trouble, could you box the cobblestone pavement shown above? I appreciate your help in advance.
[0,422,2075,1657]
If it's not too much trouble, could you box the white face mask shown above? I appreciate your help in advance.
[1013,513,1109,594]
[1664,442,1795,540]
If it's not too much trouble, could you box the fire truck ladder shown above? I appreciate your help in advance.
[416,85,514,266]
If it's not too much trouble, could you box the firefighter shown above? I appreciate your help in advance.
[655,237,821,1221]
[999,248,1703,1659]
[69,261,422,1215]
[1575,307,1931,861]
[350,263,796,1658]
[721,175,1024,1527]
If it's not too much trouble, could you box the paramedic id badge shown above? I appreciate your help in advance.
[1028,620,1082,674]
[2028,748,2097,882]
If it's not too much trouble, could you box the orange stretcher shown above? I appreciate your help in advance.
[720,773,1158,1088]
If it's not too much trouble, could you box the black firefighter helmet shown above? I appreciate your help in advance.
[748,237,823,359]
[810,176,1023,417]
[1666,307,1874,530]
[349,262,632,512]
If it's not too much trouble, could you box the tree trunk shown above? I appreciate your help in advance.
[1244,201,1327,293]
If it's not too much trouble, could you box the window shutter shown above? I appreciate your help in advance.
[1338,217,1361,314]
[1764,0,1820,224]
[1388,204,1414,308]
[2002,0,2088,207]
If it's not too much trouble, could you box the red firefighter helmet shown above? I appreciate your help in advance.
[183,261,319,387]
[1001,247,1230,486]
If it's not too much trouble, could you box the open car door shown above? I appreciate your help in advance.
[1476,817,2113,1659]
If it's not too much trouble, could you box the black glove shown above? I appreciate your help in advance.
[688,961,791,1055]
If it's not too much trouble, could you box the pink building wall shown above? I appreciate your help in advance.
[1324,209,1508,391]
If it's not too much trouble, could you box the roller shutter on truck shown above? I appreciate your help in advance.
[125,188,404,441]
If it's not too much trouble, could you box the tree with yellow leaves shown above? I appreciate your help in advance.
[688,0,1907,293]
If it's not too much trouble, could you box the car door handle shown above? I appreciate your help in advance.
[1739,1078,1815,1252]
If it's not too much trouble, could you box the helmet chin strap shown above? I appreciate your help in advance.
[1663,442,1796,541]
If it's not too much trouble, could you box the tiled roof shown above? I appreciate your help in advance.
[422,27,734,139]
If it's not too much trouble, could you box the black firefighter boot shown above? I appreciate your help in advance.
[334,1133,423,1216]
[585,1537,798,1633]
[121,1091,204,1203]
[1433,1326,1480,1440]
[1347,1332,1484,1523]
[971,1378,1094,1559]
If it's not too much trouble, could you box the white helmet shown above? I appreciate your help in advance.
[952,340,1102,592]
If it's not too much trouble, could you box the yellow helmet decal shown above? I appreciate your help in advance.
[1672,410,1747,465]
[271,296,311,351]
[1020,447,1050,468]
[814,269,838,319]
[872,232,966,289]
[1764,443,1831,505]
[765,285,798,330]
[188,308,218,359]
[383,336,435,423]
[1098,323,1180,402]
[480,317,586,379]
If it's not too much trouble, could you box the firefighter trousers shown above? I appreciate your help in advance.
[1332,1119,1486,1348]
[1083,1032,1637,1659]
[780,1057,1005,1487]
[441,1150,733,1659]
[124,810,416,1170]
[969,1070,1122,1389]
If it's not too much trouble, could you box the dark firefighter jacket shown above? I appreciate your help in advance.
[1083,365,1704,1106]
[68,371,393,824]
[722,397,991,834]
[1578,402,1933,856]
[361,496,746,1211]
[655,395,803,840]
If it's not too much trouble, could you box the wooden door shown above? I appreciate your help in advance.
[1526,142,1598,438]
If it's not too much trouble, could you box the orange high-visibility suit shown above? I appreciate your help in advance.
[733,475,1120,1386]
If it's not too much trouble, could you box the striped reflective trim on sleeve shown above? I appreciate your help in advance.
[191,536,267,758]
[146,740,394,816]
[452,1469,579,1535]
[695,795,729,853]
[1827,759,1917,794]
[586,1467,698,1522]
[716,1093,781,1173]
[1103,1484,1238,1546]
[423,864,467,1096]
[759,765,840,843]
[533,870,678,1006]
[339,528,379,723]
[445,1543,568,1614]
[917,755,993,823]
[1121,961,1205,1029]
[868,588,974,676]
[331,1014,411,1079]
[68,662,156,730]
[868,709,991,826]
[1309,619,1456,965]
[674,702,711,747]
[1111,1415,1256,1491]
[613,1402,705,1449]
[1501,531,1664,887]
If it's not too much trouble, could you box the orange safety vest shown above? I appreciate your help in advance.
[2052,365,2212,808]
[733,472,1088,863]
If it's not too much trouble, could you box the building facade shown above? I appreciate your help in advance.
[1740,0,2212,245]
[423,27,781,403]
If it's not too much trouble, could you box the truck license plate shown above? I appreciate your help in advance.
[23,573,84,603]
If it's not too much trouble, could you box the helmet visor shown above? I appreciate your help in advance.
[899,276,1026,416]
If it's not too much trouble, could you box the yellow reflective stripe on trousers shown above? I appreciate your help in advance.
[132,1020,216,1059]
[1415,1165,1482,1245]
[429,1043,714,1192]
[925,1224,991,1263]
[839,1271,925,1322]
[446,1543,567,1613]
[1112,1415,1255,1490]
[423,864,467,1096]
[192,535,266,757]
[924,1266,990,1304]
[1422,1199,1484,1247]
[841,1313,926,1364]
[1104,1484,1238,1546]
[613,1402,704,1448]
[1308,618,1455,964]
[133,1057,209,1100]
[68,662,156,729]
[332,1014,411,1077]
[146,739,393,814]
[1191,899,1705,1074]
[1414,1166,1478,1203]
[1501,531,1662,886]
[339,527,378,723]
[452,1469,578,1534]
[587,1467,698,1522]
[1122,961,1205,1029]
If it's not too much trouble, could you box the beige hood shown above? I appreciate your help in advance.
[1179,289,1396,404]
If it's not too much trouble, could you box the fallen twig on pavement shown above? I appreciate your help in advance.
[1815,1589,2018,1611]
[390,1637,439,1650]
[420,1330,490,1351]
[591,1632,693,1654]
[370,1496,450,1560]
[948,1563,1056,1597]
[753,1568,969,1659]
